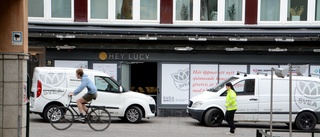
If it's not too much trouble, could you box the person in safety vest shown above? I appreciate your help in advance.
[225,82,237,135]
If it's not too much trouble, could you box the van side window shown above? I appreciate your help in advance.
[234,79,255,96]
[95,76,120,93]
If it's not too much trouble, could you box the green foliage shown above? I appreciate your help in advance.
[180,4,189,20]
[228,4,236,21]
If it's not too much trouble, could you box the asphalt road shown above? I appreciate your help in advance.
[29,114,320,137]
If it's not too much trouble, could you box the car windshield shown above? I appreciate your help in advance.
[207,77,239,92]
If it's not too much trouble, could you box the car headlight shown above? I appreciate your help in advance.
[192,101,203,108]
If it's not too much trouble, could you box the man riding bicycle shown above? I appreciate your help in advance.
[68,68,98,119]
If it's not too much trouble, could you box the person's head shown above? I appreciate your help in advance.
[76,68,84,79]
[226,82,235,91]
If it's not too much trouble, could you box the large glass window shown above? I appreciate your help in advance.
[28,0,44,17]
[116,0,133,19]
[51,0,72,18]
[287,0,307,21]
[200,0,218,21]
[225,0,243,21]
[140,0,157,20]
[175,0,193,21]
[316,0,320,21]
[90,0,108,19]
[260,0,280,21]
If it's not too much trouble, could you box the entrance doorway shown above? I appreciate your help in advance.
[130,62,157,101]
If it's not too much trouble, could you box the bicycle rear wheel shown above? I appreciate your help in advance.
[87,108,111,131]
[49,106,74,130]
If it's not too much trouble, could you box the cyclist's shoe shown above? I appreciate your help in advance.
[75,113,86,122]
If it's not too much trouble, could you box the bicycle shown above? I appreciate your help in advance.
[49,96,111,131]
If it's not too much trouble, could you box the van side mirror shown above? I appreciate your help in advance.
[119,86,123,92]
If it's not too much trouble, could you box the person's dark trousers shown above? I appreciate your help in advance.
[225,110,236,133]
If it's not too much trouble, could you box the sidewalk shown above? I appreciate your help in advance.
[30,115,320,137]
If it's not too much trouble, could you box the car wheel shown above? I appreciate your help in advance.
[43,105,60,122]
[295,112,317,130]
[125,106,142,123]
[204,108,223,127]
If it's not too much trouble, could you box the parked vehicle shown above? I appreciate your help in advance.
[187,73,320,130]
[30,67,156,123]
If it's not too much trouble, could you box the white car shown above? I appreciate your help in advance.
[30,67,156,123]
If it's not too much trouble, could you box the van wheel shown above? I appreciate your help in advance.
[204,108,223,127]
[43,105,60,122]
[125,106,142,123]
[295,112,317,130]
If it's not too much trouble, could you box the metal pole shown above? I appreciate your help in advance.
[270,68,274,137]
[289,64,292,137]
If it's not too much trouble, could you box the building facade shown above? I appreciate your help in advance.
[28,0,320,116]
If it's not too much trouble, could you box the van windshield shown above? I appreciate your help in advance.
[207,77,239,92]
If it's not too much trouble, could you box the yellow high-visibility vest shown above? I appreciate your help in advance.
[225,89,237,111]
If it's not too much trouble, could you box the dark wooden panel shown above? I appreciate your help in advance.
[160,0,173,24]
[74,0,88,22]
[245,0,257,25]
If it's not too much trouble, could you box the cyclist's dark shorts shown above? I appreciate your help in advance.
[83,93,97,102]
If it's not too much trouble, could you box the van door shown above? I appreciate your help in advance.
[232,79,258,121]
[93,76,125,116]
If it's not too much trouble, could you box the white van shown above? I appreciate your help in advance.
[30,67,156,123]
[187,73,320,130]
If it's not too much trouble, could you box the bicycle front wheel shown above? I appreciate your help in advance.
[49,106,74,130]
[87,108,111,131]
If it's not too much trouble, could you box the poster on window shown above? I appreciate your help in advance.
[219,65,247,83]
[190,64,218,98]
[93,63,118,80]
[250,65,278,75]
[161,64,189,104]
[54,60,88,68]
[280,64,309,76]
[310,65,320,77]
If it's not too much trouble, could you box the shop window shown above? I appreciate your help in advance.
[116,0,133,20]
[316,0,320,21]
[260,0,280,21]
[225,0,243,21]
[51,0,72,18]
[140,0,158,20]
[287,0,307,21]
[175,0,193,21]
[28,0,44,17]
[200,0,218,21]
[90,0,108,19]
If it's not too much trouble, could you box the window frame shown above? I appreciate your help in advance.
[88,0,111,22]
[138,0,160,22]
[258,0,317,25]
[49,0,74,22]
[173,0,196,24]
[28,0,74,23]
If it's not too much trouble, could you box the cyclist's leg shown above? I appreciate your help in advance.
[76,97,87,115]
[82,93,97,114]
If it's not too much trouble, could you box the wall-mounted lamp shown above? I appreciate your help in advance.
[139,34,157,40]
[313,49,320,52]
[56,35,76,39]
[188,37,207,41]
[56,45,76,50]
[268,47,287,52]
[225,47,244,51]
[274,37,294,42]
[174,46,193,51]
[228,37,247,42]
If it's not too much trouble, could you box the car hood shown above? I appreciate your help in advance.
[190,90,219,102]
